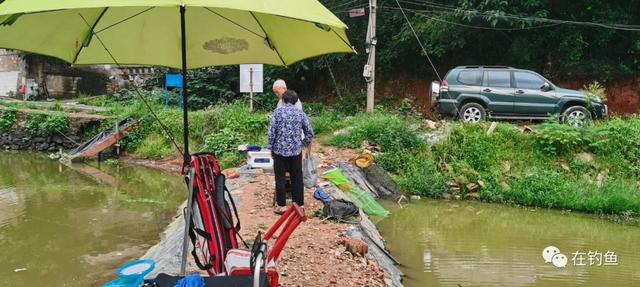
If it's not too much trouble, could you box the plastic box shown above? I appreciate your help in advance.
[248,150,273,169]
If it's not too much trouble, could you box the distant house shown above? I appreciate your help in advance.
[0,49,24,97]
[0,49,154,99]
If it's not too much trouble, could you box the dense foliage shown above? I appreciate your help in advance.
[130,0,639,108]
[24,113,69,136]
[328,0,640,81]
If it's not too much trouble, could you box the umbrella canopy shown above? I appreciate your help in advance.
[0,1,355,275]
[0,0,354,68]
[0,0,354,161]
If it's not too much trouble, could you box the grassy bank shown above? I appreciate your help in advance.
[318,111,640,216]
[79,91,269,169]
[78,93,640,216]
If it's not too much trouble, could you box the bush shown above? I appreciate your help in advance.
[0,107,17,132]
[41,113,69,135]
[534,123,586,155]
[203,128,246,156]
[394,153,448,197]
[135,134,174,159]
[581,81,607,102]
[311,110,348,136]
[25,113,47,135]
[330,113,425,153]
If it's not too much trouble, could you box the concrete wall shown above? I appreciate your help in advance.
[0,71,19,96]
[0,50,24,97]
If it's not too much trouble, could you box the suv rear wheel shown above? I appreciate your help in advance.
[562,106,591,127]
[459,102,486,123]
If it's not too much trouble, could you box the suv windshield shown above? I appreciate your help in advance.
[515,71,545,90]
[484,71,511,88]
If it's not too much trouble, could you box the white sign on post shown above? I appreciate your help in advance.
[240,64,263,93]
[240,64,263,112]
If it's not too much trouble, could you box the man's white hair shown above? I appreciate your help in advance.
[272,79,287,89]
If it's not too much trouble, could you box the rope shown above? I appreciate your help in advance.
[393,0,464,122]
[77,13,184,157]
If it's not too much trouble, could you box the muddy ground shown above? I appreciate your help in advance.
[128,145,394,286]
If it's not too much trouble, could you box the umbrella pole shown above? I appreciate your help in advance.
[180,167,195,275]
[180,5,190,163]
[179,5,193,276]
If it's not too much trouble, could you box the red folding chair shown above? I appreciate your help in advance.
[225,204,307,287]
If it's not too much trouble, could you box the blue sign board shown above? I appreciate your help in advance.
[165,74,183,88]
[164,74,183,110]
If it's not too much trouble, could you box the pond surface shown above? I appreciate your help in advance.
[377,199,640,287]
[0,152,185,286]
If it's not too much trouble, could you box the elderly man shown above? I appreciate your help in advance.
[272,79,303,110]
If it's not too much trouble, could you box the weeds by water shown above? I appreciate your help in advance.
[75,93,640,216]
[317,110,640,216]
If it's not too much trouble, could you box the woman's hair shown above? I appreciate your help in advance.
[282,89,299,105]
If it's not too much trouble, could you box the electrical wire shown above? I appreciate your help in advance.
[328,0,365,11]
[392,0,468,122]
[391,0,441,82]
[392,0,640,31]
[383,7,562,31]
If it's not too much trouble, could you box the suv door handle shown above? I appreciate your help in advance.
[483,88,492,92]
[515,90,525,94]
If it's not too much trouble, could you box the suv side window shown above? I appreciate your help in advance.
[515,72,545,90]
[484,71,511,88]
[457,70,482,86]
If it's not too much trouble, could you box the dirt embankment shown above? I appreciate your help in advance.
[128,145,400,286]
[556,78,640,114]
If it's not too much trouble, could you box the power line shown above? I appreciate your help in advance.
[328,0,365,11]
[391,0,465,121]
[391,0,640,31]
[382,7,561,31]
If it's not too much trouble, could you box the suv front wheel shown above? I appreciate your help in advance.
[562,106,591,127]
[459,102,486,123]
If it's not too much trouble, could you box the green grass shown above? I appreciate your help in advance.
[96,95,270,165]
[317,111,640,216]
[82,94,640,216]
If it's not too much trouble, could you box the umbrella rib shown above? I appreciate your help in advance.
[94,7,155,34]
[250,12,287,66]
[331,30,355,52]
[203,7,265,39]
[76,11,184,156]
[73,8,108,64]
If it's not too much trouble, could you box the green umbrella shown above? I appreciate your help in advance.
[0,0,354,275]
[0,0,354,160]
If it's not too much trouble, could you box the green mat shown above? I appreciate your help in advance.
[323,168,390,217]
[322,168,350,187]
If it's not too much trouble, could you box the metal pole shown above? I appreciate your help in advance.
[178,4,194,276]
[249,68,254,112]
[366,0,377,113]
[180,5,190,165]
[115,120,120,156]
[180,167,196,275]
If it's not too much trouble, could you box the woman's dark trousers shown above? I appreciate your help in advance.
[273,153,304,207]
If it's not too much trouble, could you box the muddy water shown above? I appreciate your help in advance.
[0,152,185,286]
[377,199,640,287]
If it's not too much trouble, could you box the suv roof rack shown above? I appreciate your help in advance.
[456,65,513,69]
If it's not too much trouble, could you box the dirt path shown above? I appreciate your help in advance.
[127,146,389,286]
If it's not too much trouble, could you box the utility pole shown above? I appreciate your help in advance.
[364,0,377,113]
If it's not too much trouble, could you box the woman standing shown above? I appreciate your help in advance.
[268,90,314,214]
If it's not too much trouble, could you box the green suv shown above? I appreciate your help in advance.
[433,66,608,125]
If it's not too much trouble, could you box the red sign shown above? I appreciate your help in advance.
[348,8,366,18]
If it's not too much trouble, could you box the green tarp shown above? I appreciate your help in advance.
[323,168,390,217]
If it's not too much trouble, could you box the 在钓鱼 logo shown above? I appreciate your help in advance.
[543,246,619,268]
